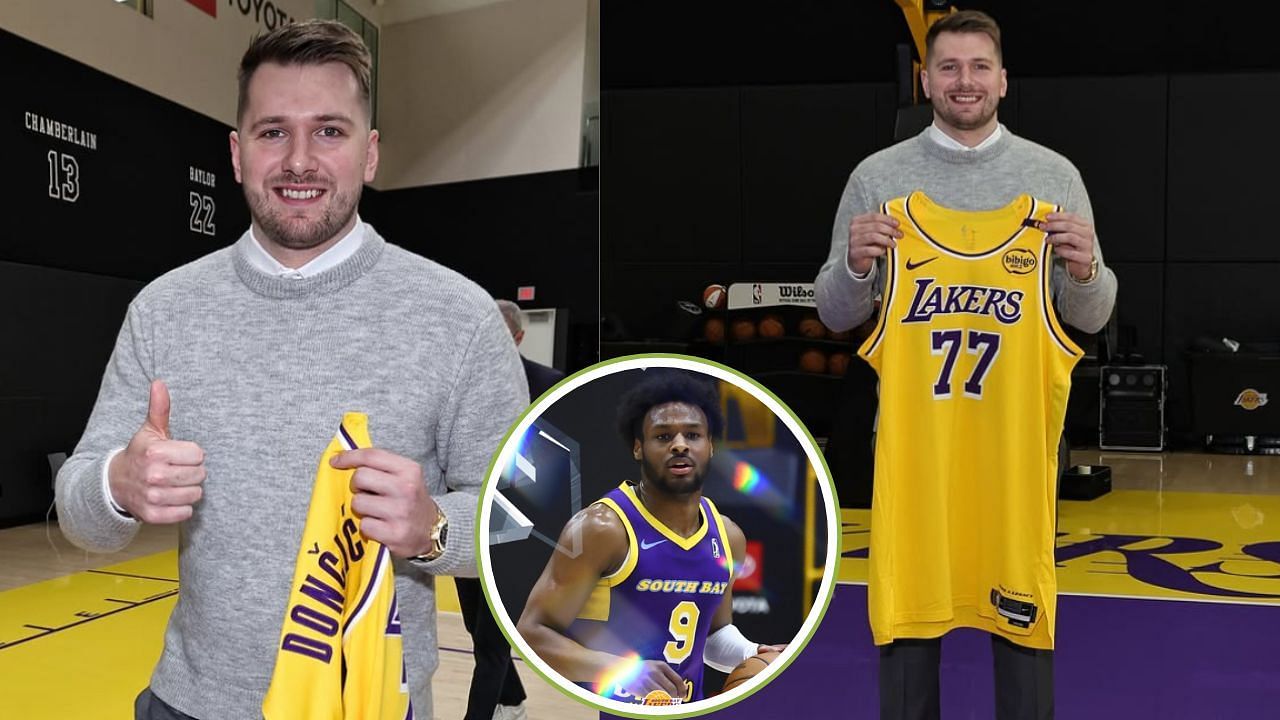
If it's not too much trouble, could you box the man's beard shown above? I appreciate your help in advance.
[932,91,999,131]
[246,177,360,251]
[640,455,706,496]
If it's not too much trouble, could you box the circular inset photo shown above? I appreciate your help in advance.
[477,354,840,717]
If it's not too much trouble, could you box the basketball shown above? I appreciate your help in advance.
[828,352,851,376]
[720,650,780,694]
[799,348,827,373]
[758,314,785,338]
[798,316,826,338]
[732,318,757,341]
[703,284,728,310]
[704,316,726,343]
[827,328,851,342]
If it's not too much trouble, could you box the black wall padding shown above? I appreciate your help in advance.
[602,88,741,264]
[603,2,1280,90]
[1167,73,1280,263]
[0,261,143,525]
[740,84,889,265]
[1016,76,1168,264]
[1,28,250,280]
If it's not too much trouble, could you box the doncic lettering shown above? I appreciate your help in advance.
[279,514,365,664]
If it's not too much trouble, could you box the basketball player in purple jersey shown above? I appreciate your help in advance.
[518,370,782,704]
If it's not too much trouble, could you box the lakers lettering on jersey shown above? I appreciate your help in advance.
[263,413,413,719]
[859,191,1082,651]
[568,482,733,705]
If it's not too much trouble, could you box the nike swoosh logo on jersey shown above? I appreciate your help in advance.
[640,538,668,550]
[905,257,938,270]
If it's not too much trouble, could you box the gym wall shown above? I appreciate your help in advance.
[377,0,588,189]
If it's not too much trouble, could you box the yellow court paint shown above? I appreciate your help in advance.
[841,490,1280,604]
[0,550,464,720]
[0,552,177,719]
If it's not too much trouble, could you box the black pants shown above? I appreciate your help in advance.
[135,688,196,720]
[456,577,526,719]
[879,635,1054,720]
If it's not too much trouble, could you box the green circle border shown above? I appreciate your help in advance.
[472,353,842,718]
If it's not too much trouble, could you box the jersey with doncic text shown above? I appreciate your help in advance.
[859,191,1082,650]
[263,412,413,719]
[568,482,734,705]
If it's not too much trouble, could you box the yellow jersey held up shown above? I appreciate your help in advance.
[858,191,1082,651]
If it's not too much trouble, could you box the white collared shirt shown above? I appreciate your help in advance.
[927,122,1003,152]
[243,218,366,279]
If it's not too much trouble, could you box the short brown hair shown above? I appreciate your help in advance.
[925,10,1002,64]
[237,19,372,124]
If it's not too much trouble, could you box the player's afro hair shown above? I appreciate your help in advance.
[615,369,724,449]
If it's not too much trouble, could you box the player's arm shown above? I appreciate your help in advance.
[704,517,784,673]
[1046,177,1116,333]
[815,173,888,332]
[517,503,684,697]
[414,307,528,577]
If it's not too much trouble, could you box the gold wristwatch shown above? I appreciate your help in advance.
[1071,256,1098,285]
[412,503,449,563]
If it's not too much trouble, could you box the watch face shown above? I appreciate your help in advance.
[438,523,448,549]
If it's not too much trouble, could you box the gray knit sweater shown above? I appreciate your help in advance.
[815,126,1117,333]
[55,225,528,719]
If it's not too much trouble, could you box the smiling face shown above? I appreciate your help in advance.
[921,31,1007,142]
[230,61,378,255]
[634,401,714,497]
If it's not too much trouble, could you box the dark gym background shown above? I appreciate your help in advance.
[487,367,827,692]
[599,2,1280,482]
[0,27,598,527]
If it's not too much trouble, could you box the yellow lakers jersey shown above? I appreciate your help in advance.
[858,191,1082,650]
[263,413,413,719]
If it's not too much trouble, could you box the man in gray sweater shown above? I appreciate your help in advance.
[814,10,1116,720]
[54,20,527,719]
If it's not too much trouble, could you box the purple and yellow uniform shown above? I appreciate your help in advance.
[569,482,734,705]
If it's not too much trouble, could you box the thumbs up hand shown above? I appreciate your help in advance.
[107,380,208,524]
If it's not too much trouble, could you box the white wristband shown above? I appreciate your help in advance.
[703,623,758,673]
[101,447,135,520]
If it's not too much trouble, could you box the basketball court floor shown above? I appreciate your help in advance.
[4,450,1278,718]
[0,525,592,719]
